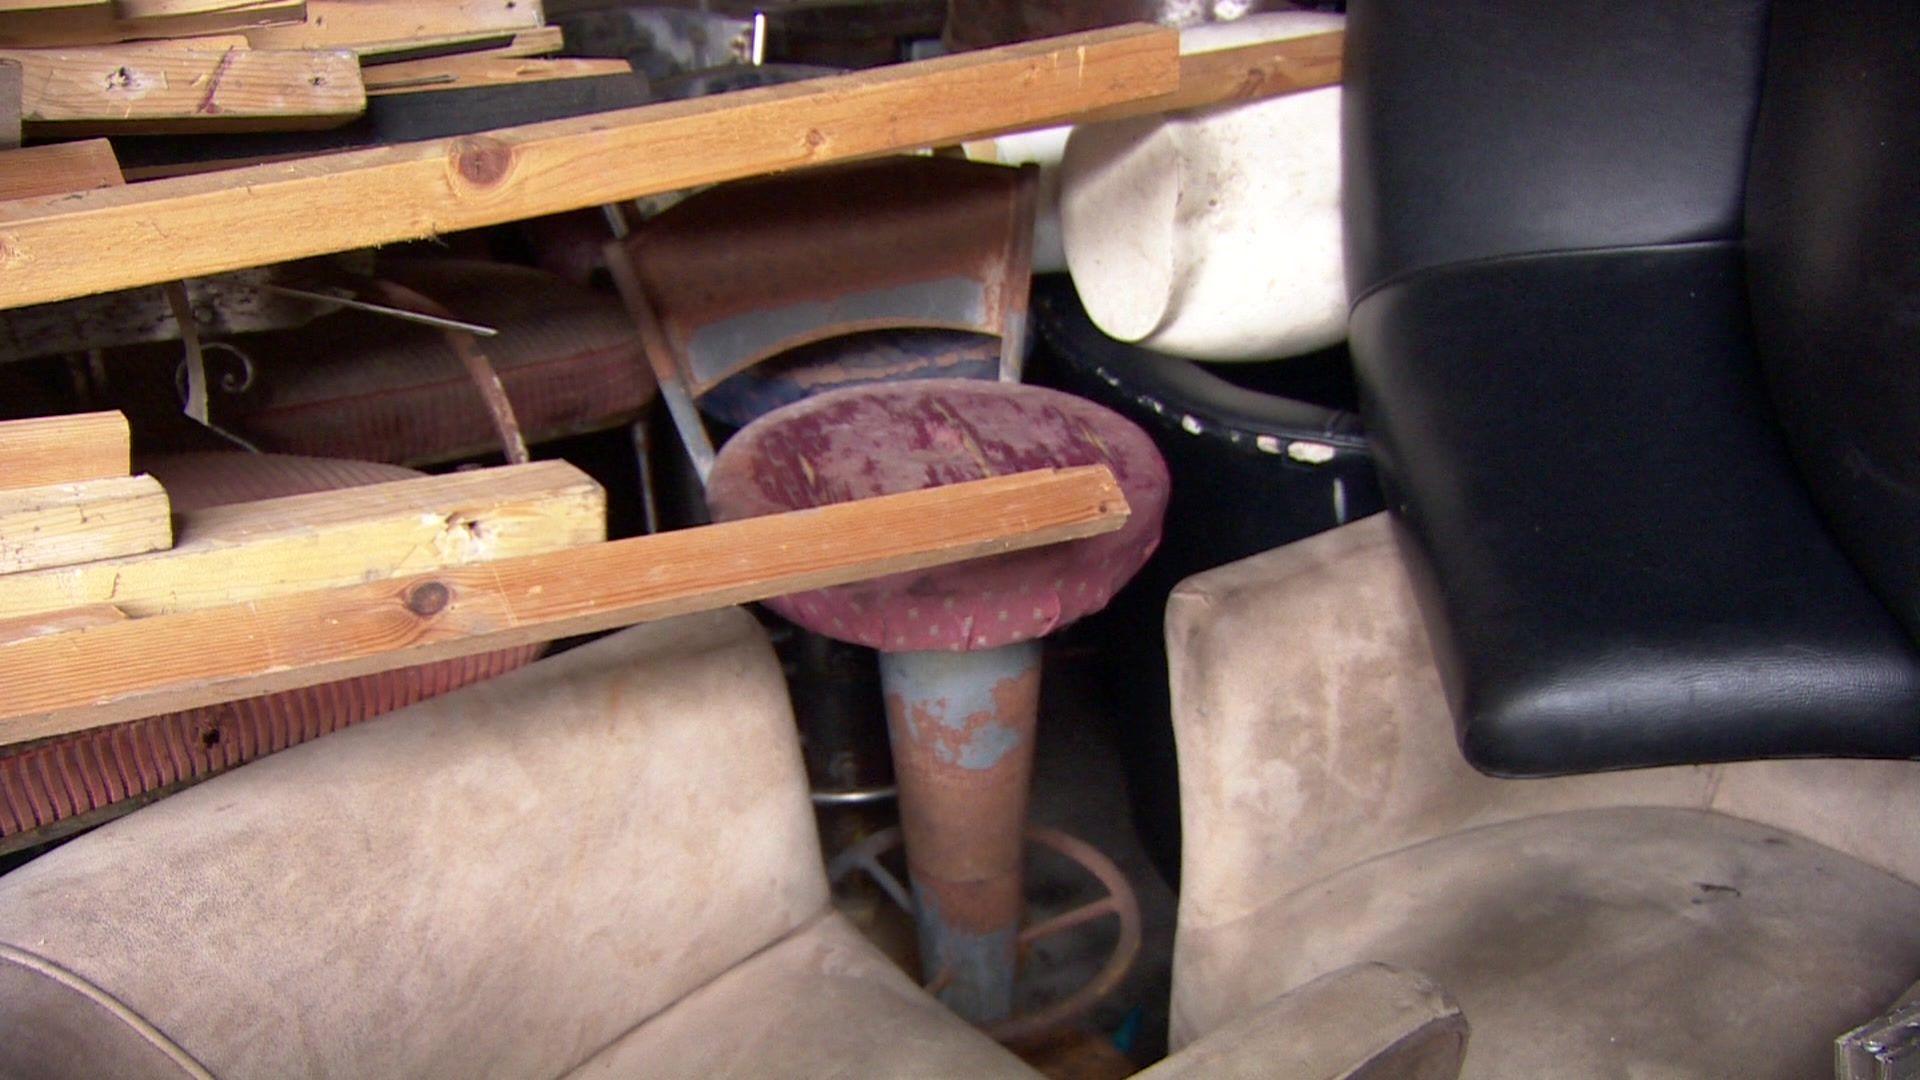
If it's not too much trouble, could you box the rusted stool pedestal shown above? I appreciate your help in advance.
[709,380,1169,1028]
[880,642,1042,1020]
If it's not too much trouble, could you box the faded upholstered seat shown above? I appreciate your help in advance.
[0,604,1447,1079]
[0,610,1033,1079]
[1159,2,1920,1070]
[1167,517,1920,1077]
[707,380,1169,653]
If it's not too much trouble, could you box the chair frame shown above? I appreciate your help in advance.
[606,156,1039,483]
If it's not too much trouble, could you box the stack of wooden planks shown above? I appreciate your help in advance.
[0,0,630,142]
[0,410,169,578]
[0,410,1130,747]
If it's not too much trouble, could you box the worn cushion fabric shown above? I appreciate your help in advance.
[0,610,827,1079]
[1183,808,1920,1079]
[1139,963,1465,1080]
[1167,517,1920,1077]
[569,913,1032,1079]
[707,380,1169,652]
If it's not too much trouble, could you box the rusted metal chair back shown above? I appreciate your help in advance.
[606,156,1039,481]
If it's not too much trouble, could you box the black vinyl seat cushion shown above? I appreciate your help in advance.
[1352,244,1920,774]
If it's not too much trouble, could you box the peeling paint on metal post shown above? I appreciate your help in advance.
[880,640,1043,1024]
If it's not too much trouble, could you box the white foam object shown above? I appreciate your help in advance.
[1059,11,1347,361]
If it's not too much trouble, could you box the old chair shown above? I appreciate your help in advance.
[1165,0,1920,1075]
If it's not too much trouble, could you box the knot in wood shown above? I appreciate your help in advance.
[449,137,514,188]
[406,580,451,617]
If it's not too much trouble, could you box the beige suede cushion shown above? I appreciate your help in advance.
[570,912,1032,1079]
[1168,515,1920,1075]
[1184,806,1920,1079]
[0,609,829,1079]
[1141,962,1465,1080]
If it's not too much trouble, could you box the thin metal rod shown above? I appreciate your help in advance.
[243,281,501,337]
[365,279,529,464]
[1018,896,1118,945]
[855,852,915,915]
[809,783,898,806]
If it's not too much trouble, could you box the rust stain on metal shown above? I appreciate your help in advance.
[879,642,1043,1019]
[617,156,1038,394]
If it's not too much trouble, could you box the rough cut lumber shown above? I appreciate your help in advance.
[2,45,365,134]
[346,25,563,65]
[243,0,540,51]
[1073,30,1343,125]
[0,473,170,573]
[0,0,304,48]
[0,24,1178,310]
[0,410,129,490]
[0,58,18,148]
[0,459,605,620]
[0,465,1130,742]
[126,30,248,48]
[0,602,122,645]
[450,25,561,58]
[0,138,123,201]
[113,69,650,171]
[364,55,631,96]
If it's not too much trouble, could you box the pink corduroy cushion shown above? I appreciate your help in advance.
[706,380,1170,652]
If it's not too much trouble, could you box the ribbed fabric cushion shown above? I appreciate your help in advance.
[0,453,540,844]
[225,261,654,466]
[707,381,1169,652]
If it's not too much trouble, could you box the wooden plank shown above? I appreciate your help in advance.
[0,0,113,49]
[0,24,1177,310]
[244,0,539,51]
[0,465,1129,742]
[0,58,18,148]
[121,30,248,48]
[365,55,631,96]
[443,25,559,58]
[0,459,605,619]
[115,0,304,41]
[1072,30,1343,126]
[0,0,303,48]
[0,602,122,645]
[3,45,364,134]
[0,411,129,490]
[0,474,170,573]
[0,138,123,201]
[347,23,561,62]
[114,69,649,171]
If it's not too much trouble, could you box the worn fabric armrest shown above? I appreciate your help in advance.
[1142,962,1465,1080]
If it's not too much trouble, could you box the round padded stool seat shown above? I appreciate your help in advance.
[707,380,1170,652]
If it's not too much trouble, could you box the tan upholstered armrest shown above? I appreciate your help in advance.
[1141,963,1465,1080]
[1164,515,1722,936]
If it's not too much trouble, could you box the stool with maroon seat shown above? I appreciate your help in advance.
[606,158,1171,1035]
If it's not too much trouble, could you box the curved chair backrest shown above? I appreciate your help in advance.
[606,156,1039,482]
[1343,0,1920,774]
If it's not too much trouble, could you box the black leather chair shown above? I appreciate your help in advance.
[1160,1,1920,1075]
[1345,0,1920,775]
